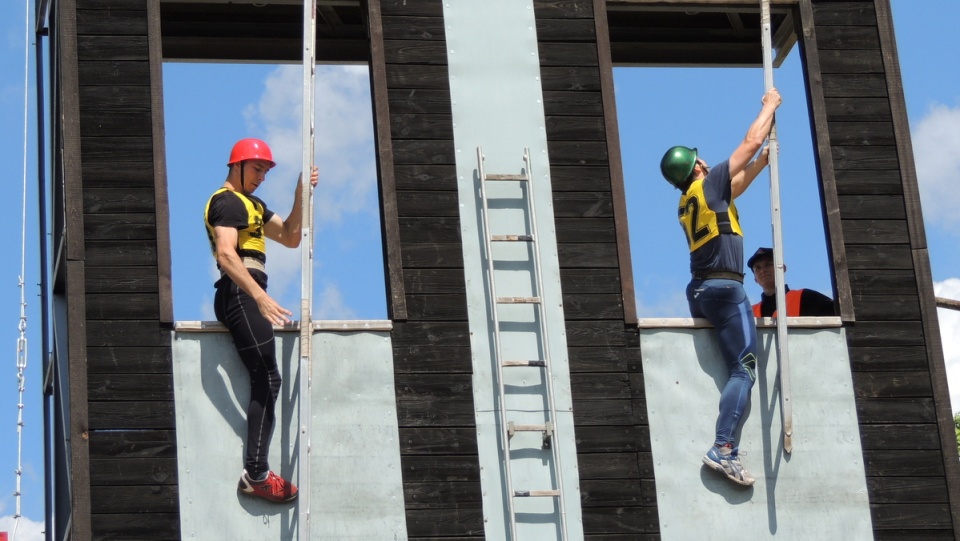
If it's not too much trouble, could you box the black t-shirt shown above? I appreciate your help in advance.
[206,190,275,263]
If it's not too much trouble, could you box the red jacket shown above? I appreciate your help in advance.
[753,289,804,318]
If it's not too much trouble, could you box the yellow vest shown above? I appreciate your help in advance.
[678,179,743,252]
[204,188,267,259]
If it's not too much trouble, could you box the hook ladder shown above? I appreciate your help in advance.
[477,146,568,540]
[760,0,793,453]
[299,0,317,538]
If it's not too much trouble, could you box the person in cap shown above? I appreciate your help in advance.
[747,247,834,317]
[203,138,318,503]
[659,88,782,487]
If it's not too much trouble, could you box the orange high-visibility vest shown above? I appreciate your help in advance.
[753,289,804,317]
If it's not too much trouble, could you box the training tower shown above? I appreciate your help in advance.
[37,0,960,539]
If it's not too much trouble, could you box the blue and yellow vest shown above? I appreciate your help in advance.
[677,178,743,252]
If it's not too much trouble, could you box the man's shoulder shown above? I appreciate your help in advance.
[703,160,732,194]
[798,288,835,316]
[206,189,249,227]
[209,189,263,210]
[799,288,831,300]
[208,188,239,204]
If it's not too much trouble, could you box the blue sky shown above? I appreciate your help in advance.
[0,0,958,537]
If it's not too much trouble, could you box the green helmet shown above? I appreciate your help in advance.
[660,146,698,189]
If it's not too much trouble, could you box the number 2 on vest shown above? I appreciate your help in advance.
[679,196,709,248]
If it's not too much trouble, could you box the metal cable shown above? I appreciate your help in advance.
[14,0,31,536]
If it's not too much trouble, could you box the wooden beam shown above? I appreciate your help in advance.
[593,0,636,326]
[877,0,960,532]
[609,0,795,6]
[318,5,342,30]
[797,0,854,322]
[148,0,173,326]
[936,297,960,312]
[367,0,407,320]
[67,259,92,539]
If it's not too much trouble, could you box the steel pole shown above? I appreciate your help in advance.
[298,0,317,537]
[760,0,793,453]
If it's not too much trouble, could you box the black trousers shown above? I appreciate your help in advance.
[214,271,281,479]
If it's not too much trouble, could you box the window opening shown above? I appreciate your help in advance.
[163,62,386,321]
[615,48,834,318]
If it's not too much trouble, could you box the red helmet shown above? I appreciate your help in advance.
[227,138,276,168]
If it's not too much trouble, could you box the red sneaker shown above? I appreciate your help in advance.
[238,470,298,502]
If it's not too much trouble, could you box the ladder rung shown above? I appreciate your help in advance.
[497,296,540,304]
[503,360,546,367]
[485,174,529,181]
[514,490,561,498]
[491,234,533,242]
[509,423,549,433]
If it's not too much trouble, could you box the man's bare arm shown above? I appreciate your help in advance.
[728,89,781,184]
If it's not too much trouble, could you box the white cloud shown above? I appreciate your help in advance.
[315,283,358,320]
[238,64,378,314]
[935,278,960,414]
[0,514,45,541]
[245,64,377,227]
[913,103,960,233]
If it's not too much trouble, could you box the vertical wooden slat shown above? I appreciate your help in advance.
[147,0,172,326]
[875,0,960,534]
[874,0,924,248]
[59,0,93,537]
[62,0,85,264]
[593,0,636,326]
[797,0,854,322]
[67,259,92,540]
[368,0,408,321]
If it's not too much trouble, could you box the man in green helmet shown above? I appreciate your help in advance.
[659,88,781,487]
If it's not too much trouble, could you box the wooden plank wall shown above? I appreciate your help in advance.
[373,1,484,538]
[373,0,658,538]
[72,0,179,538]
[803,1,960,538]
[536,1,659,538]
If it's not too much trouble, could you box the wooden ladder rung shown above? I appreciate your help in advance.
[485,174,528,181]
[497,296,540,304]
[514,489,561,497]
[491,234,533,242]
[509,423,549,433]
[503,360,546,367]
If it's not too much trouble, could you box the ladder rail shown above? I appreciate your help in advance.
[476,146,519,540]
[519,148,568,538]
[477,147,568,540]
[298,0,317,537]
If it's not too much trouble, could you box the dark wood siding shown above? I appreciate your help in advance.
[803,1,960,538]
[370,1,485,538]
[535,0,660,538]
[372,0,659,536]
[48,0,959,539]
[70,0,179,538]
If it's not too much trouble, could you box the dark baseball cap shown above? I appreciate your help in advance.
[747,247,774,270]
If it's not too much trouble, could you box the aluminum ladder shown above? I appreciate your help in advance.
[476,146,568,540]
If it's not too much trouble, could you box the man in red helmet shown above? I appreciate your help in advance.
[203,138,318,503]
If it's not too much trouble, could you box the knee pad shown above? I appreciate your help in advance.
[740,353,757,382]
[268,372,282,396]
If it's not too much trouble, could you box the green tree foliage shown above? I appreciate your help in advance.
[955,412,960,455]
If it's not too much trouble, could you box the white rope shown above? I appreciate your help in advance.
[13,0,31,537]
